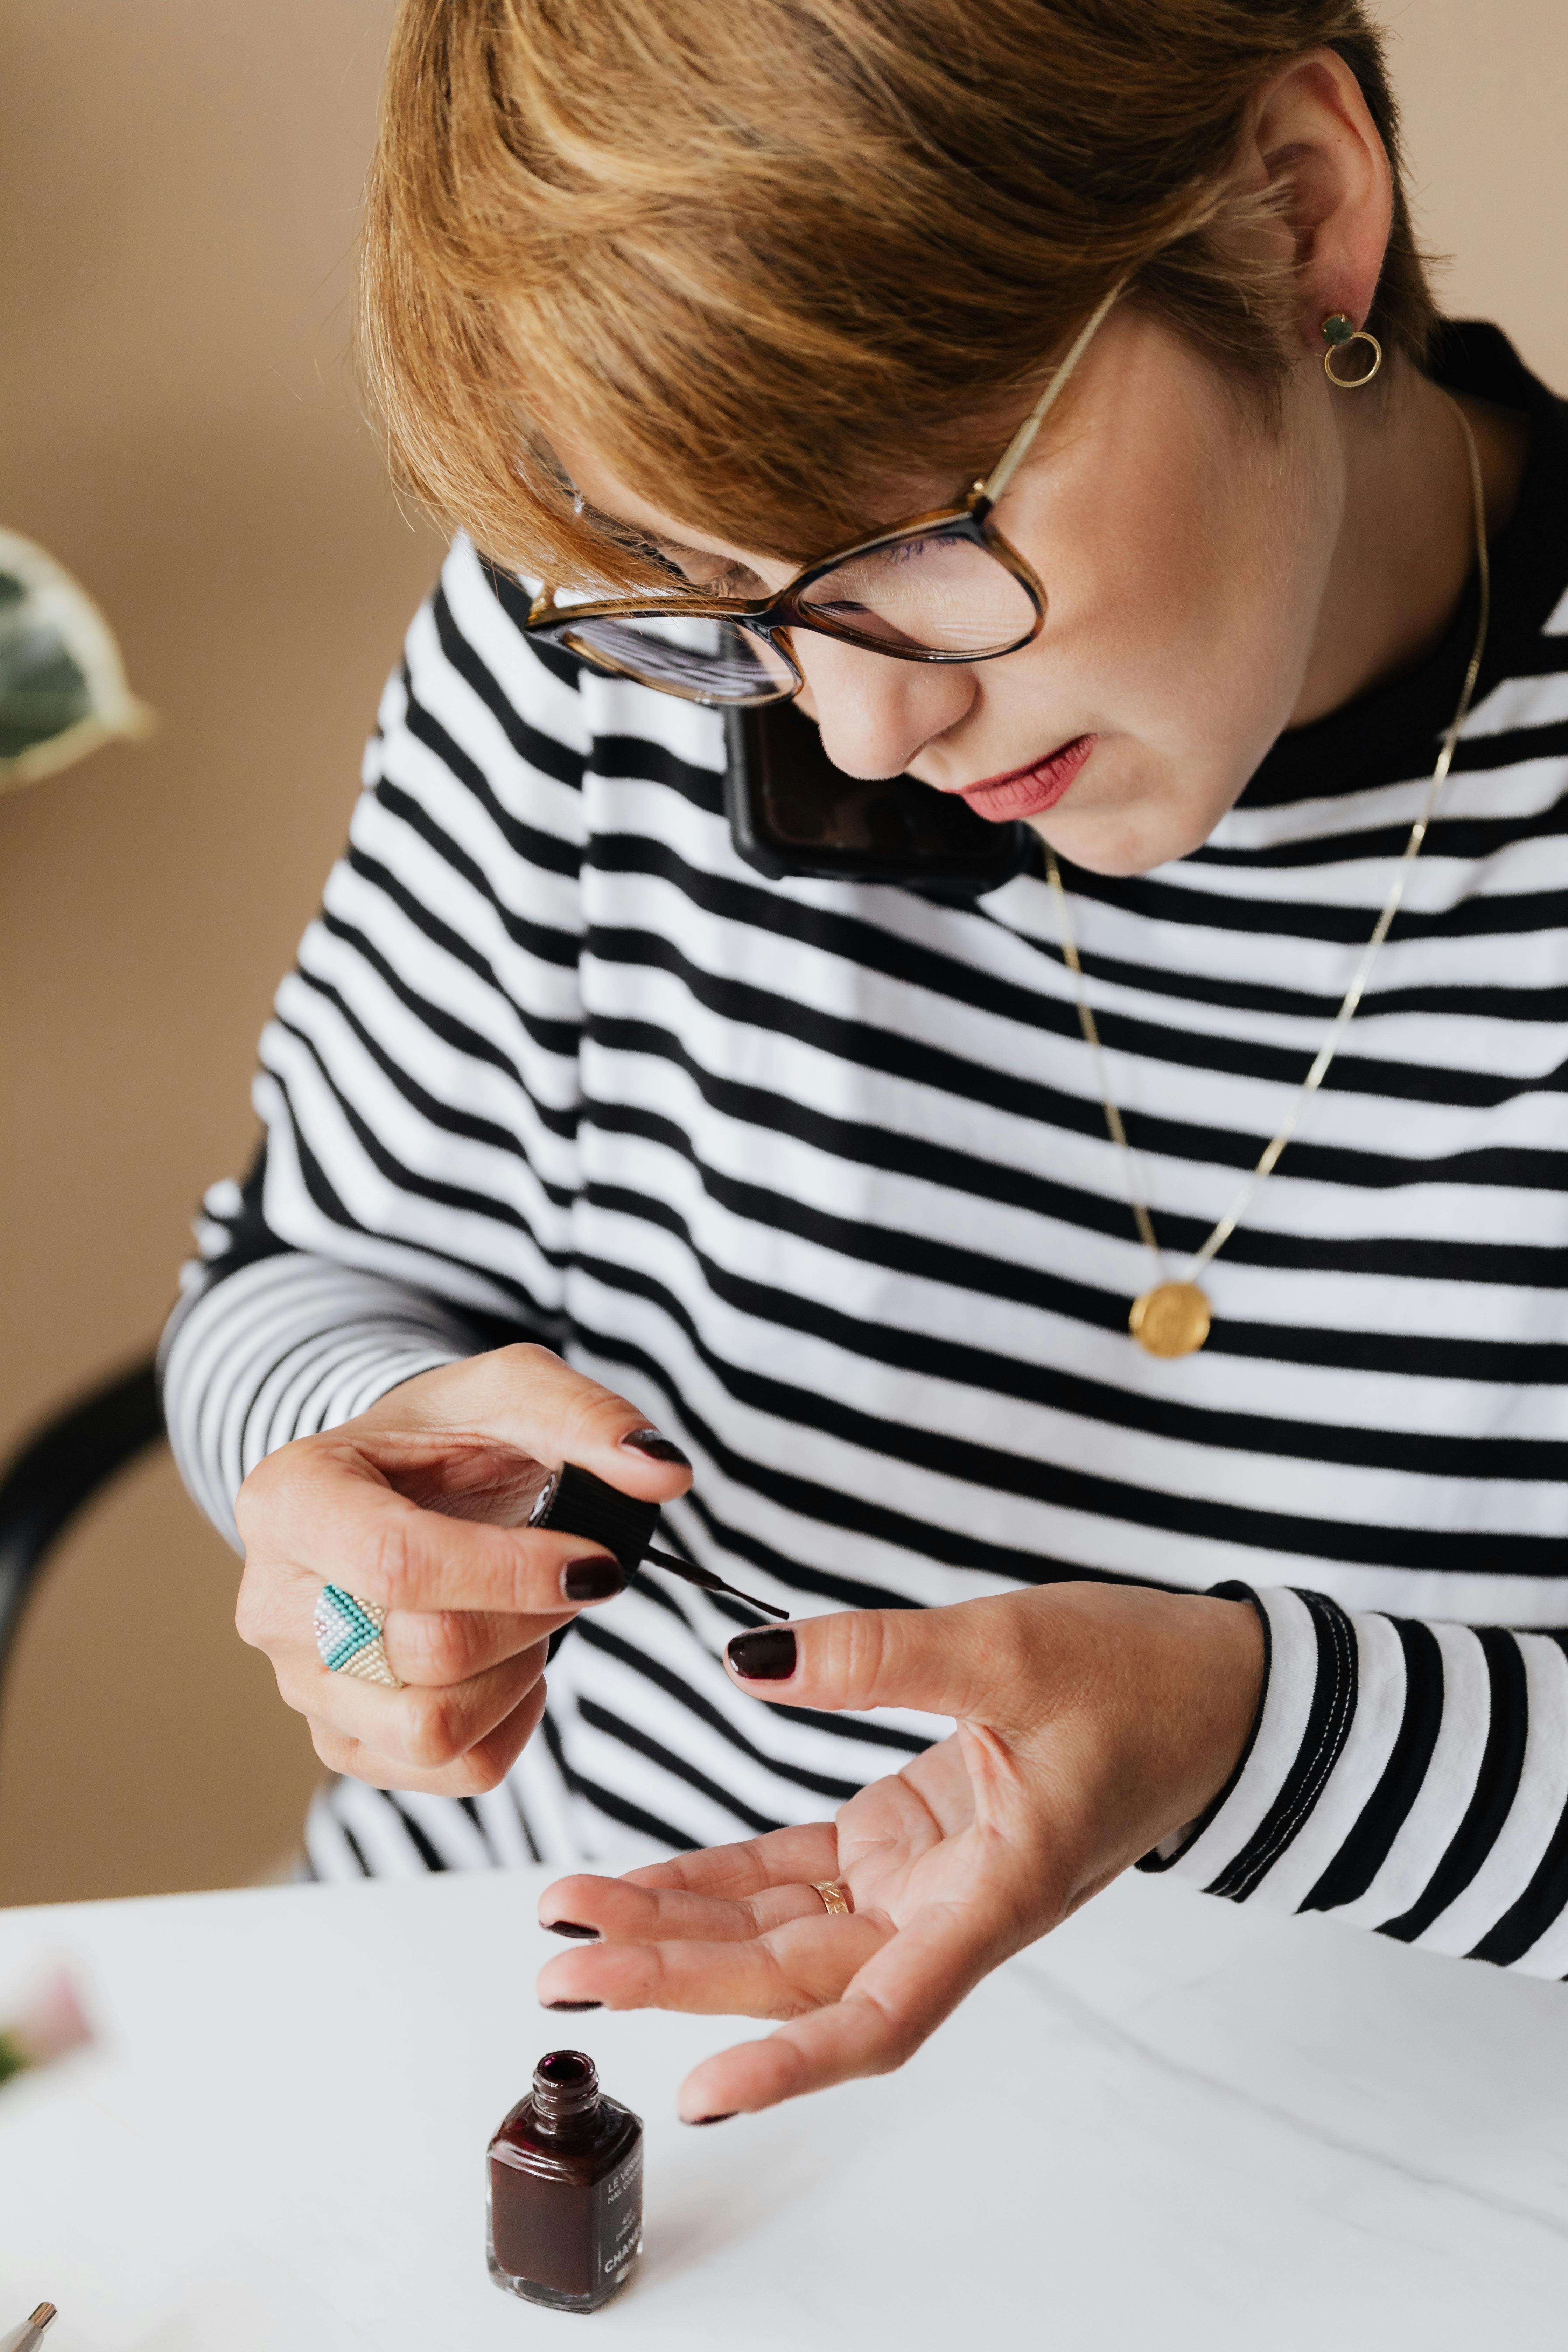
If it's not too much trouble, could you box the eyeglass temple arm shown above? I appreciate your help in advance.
[973,278,1126,516]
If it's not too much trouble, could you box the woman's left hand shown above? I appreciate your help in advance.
[535,1581,1263,2118]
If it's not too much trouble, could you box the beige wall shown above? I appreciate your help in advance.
[0,0,436,1903]
[0,0,1562,1905]
[1378,0,1568,388]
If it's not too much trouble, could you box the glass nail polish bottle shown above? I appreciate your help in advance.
[487,2050,644,2312]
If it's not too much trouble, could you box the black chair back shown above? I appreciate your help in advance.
[0,1360,165,1704]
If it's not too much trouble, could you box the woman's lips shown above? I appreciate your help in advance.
[954,734,1097,821]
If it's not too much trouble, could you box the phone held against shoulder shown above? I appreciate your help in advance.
[725,702,1027,890]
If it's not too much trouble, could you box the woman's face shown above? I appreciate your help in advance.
[556,307,1348,876]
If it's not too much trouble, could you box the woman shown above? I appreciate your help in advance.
[164,0,1568,2122]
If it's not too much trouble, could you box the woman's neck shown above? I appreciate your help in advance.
[1289,362,1530,730]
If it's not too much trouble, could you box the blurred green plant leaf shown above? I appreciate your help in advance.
[0,528,154,790]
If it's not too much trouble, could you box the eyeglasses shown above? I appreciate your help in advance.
[524,281,1122,707]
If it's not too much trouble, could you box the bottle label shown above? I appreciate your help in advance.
[597,2142,644,2278]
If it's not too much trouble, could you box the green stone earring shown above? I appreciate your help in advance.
[1321,312,1382,388]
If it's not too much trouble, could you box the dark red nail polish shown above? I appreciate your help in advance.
[687,2112,737,2125]
[544,1999,603,2011]
[620,1428,692,1466]
[562,1556,626,1603]
[489,2050,643,2311]
[542,1919,600,1940]
[727,1626,796,1680]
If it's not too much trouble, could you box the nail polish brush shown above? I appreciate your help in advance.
[530,1464,789,1622]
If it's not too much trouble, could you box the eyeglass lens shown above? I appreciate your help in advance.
[561,612,796,703]
[560,534,1037,704]
[797,533,1037,656]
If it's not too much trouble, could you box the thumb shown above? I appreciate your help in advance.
[723,1597,1022,1722]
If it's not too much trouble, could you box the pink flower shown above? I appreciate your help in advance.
[0,1970,93,2084]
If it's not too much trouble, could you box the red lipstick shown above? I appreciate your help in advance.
[955,734,1096,822]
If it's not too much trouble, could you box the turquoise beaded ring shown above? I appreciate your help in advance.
[313,1584,404,1688]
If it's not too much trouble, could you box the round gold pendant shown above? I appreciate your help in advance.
[1129,1281,1212,1357]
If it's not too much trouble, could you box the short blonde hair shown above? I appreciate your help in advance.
[359,0,1435,589]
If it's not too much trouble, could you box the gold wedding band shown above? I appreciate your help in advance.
[812,1881,854,1916]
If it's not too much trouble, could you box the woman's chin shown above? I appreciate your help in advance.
[1029,764,1232,876]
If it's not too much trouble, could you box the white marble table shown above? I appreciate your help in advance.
[2,1862,1567,2349]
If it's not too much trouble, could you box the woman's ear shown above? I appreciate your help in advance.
[1236,47,1395,356]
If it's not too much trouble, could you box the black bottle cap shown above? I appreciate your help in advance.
[532,1462,660,1571]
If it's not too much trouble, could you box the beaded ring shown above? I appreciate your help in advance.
[314,1584,405,1688]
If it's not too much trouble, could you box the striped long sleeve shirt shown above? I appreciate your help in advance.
[163,322,1568,1965]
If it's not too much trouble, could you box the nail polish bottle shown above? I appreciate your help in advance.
[487,2050,643,2312]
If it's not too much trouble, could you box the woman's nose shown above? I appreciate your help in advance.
[792,632,975,779]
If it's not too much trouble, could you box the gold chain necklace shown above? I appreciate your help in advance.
[1046,399,1492,1358]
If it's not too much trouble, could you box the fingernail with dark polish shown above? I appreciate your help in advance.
[727,1626,797,1681]
[542,1920,600,1940]
[620,1427,692,1466]
[563,1555,627,1603]
[544,1999,603,2012]
[687,2112,737,2126]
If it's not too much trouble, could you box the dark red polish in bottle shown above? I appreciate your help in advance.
[487,2049,643,2312]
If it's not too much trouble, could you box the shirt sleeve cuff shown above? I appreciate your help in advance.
[1136,1583,1357,1897]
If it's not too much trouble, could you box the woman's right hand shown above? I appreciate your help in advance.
[232,1344,691,1795]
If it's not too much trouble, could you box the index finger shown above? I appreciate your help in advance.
[247,1441,622,1614]
[357,1343,695,1512]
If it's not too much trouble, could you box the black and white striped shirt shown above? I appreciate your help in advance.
[164,323,1568,1967]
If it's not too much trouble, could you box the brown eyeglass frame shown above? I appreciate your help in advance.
[523,280,1122,707]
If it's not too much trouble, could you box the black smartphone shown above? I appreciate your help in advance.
[724,702,1028,892]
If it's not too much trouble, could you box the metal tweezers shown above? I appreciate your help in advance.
[2,2308,57,2352]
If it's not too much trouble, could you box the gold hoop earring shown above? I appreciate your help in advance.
[1321,312,1382,389]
